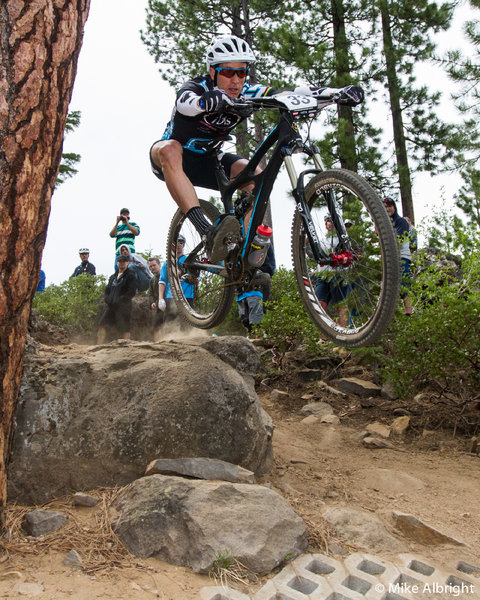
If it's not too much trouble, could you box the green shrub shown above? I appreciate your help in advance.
[383,251,480,397]
[255,267,325,363]
[33,274,106,335]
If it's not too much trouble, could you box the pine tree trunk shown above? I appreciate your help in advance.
[331,0,358,172]
[0,0,90,529]
[380,1,415,220]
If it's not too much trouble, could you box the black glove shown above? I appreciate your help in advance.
[337,85,364,107]
[199,90,233,113]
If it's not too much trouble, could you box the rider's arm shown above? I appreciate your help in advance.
[109,216,121,237]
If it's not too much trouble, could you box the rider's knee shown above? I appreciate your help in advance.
[152,141,182,170]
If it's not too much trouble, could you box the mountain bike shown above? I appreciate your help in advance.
[166,93,400,347]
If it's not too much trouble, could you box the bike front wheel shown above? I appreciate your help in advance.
[291,169,400,347]
[167,199,235,329]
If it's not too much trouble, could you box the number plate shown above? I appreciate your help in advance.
[276,93,318,111]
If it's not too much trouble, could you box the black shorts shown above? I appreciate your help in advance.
[150,141,242,190]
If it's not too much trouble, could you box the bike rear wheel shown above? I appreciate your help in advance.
[291,169,400,347]
[167,199,235,328]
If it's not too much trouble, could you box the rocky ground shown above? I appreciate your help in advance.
[0,336,479,599]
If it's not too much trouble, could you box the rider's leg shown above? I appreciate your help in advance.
[229,158,263,231]
[151,140,239,262]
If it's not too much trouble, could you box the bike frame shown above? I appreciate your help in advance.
[210,99,353,268]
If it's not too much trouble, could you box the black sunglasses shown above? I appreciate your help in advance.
[215,67,249,79]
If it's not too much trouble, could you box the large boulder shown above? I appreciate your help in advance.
[9,337,273,504]
[113,474,309,574]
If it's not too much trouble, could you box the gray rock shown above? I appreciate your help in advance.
[391,416,410,435]
[365,422,391,439]
[9,339,272,504]
[145,457,256,484]
[323,507,402,552]
[298,369,324,382]
[22,509,67,537]
[113,475,308,574]
[300,402,334,417]
[336,377,382,397]
[362,436,402,451]
[63,549,83,567]
[392,511,465,546]
[270,389,290,402]
[72,492,98,507]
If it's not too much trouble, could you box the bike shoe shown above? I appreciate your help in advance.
[250,270,271,287]
[203,215,241,263]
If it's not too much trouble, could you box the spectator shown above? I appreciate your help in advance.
[313,215,351,327]
[345,218,352,231]
[147,257,163,342]
[405,216,418,254]
[158,234,194,327]
[37,269,46,293]
[109,208,140,266]
[118,244,152,292]
[384,198,413,315]
[71,248,96,277]
[97,255,137,343]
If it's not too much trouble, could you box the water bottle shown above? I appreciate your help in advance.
[247,225,273,267]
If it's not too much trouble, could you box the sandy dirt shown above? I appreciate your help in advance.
[1,361,479,599]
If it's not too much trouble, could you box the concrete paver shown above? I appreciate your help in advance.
[201,552,479,600]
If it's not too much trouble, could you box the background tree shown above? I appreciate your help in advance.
[373,0,460,220]
[0,0,90,528]
[56,110,82,188]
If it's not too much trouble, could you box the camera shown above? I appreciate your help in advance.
[119,215,127,222]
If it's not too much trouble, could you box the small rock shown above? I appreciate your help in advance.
[327,542,348,556]
[145,457,256,484]
[422,429,435,437]
[366,422,391,439]
[393,408,411,417]
[469,436,479,454]
[301,415,319,425]
[359,396,382,408]
[300,393,316,401]
[320,414,340,425]
[413,392,427,403]
[12,582,44,597]
[391,416,410,436]
[22,510,67,537]
[63,549,82,568]
[316,381,347,398]
[300,401,334,417]
[362,436,402,451]
[73,493,98,507]
[298,369,324,382]
[392,511,465,546]
[336,377,381,397]
[271,389,290,402]
[0,571,23,581]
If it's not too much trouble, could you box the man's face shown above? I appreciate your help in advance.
[79,252,89,262]
[209,62,248,98]
[385,203,395,216]
[121,211,130,220]
[120,247,129,256]
[325,219,333,231]
[176,240,185,257]
[117,259,128,272]
[148,260,160,274]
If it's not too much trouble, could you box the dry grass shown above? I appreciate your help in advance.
[0,488,137,575]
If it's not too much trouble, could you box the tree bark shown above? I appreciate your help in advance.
[0,0,90,529]
[380,1,415,220]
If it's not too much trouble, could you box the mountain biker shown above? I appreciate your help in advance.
[150,34,364,263]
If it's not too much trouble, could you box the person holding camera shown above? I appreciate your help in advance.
[109,208,140,268]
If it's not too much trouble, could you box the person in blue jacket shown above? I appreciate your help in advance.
[158,234,194,327]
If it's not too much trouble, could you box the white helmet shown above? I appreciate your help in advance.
[79,248,89,253]
[206,35,255,69]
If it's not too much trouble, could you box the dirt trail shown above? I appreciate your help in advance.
[1,377,479,599]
